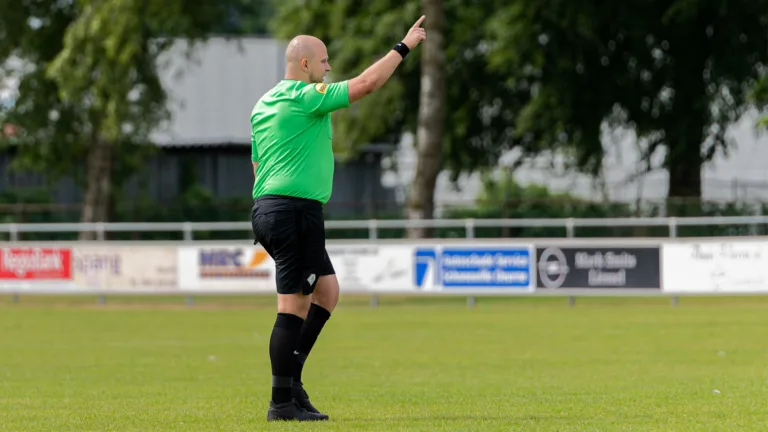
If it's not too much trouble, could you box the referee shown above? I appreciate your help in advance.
[250,17,427,422]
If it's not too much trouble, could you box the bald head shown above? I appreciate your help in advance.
[284,35,331,84]
[286,35,323,63]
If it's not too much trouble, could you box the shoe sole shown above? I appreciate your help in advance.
[296,400,324,415]
[267,410,329,422]
[267,415,328,422]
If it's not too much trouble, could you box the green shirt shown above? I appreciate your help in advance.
[250,79,350,204]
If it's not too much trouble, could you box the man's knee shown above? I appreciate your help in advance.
[277,293,312,318]
[312,274,339,312]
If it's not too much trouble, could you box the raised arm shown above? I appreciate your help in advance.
[347,15,427,103]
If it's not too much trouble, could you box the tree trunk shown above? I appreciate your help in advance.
[664,29,708,217]
[79,140,112,240]
[666,134,703,215]
[664,85,706,217]
[406,0,446,239]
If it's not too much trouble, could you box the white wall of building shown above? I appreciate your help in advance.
[386,110,768,207]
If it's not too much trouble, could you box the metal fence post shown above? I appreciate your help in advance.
[752,204,761,236]
[9,223,18,242]
[368,219,378,241]
[668,217,677,238]
[566,218,575,238]
[183,222,194,241]
[465,218,475,239]
[96,223,105,241]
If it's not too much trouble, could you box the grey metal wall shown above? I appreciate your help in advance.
[0,147,396,217]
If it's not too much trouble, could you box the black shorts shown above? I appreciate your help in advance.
[251,195,335,295]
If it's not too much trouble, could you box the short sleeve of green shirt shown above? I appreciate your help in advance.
[301,81,350,115]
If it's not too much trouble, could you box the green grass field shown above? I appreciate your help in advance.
[1,294,767,431]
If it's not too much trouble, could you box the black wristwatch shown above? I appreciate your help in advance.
[393,42,410,59]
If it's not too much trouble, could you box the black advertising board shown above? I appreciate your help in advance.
[536,246,661,289]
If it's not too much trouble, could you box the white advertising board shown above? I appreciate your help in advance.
[326,244,414,292]
[175,244,416,293]
[662,241,768,293]
[73,246,178,291]
[177,246,276,292]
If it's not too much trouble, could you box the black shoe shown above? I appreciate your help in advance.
[292,382,324,415]
[266,399,328,421]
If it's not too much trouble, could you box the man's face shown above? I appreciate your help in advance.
[307,44,331,84]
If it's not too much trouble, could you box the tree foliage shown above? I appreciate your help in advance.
[486,0,768,206]
[213,0,274,35]
[0,0,84,181]
[0,0,241,234]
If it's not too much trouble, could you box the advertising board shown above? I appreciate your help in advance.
[536,246,661,289]
[413,244,535,292]
[0,247,72,281]
[326,244,414,291]
[73,246,177,291]
[177,246,276,291]
[662,241,768,293]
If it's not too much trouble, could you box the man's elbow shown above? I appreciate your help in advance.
[348,76,375,104]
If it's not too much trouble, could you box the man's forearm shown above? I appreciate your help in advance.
[348,18,424,103]
[358,51,403,92]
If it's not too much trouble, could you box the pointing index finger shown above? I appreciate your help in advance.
[412,15,425,28]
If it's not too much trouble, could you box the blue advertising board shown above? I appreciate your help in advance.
[413,245,534,291]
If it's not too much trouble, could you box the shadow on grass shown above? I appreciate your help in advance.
[341,414,589,422]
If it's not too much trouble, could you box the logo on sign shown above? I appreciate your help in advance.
[0,248,72,280]
[537,247,570,288]
[199,248,271,279]
[414,249,438,288]
[413,247,531,289]
[75,253,121,275]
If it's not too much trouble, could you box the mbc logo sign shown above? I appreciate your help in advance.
[198,248,271,279]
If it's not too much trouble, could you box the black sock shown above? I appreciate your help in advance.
[294,303,332,384]
[269,312,304,403]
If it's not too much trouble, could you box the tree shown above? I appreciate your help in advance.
[0,0,239,239]
[486,0,768,213]
[0,0,85,184]
[405,0,446,238]
[271,0,531,233]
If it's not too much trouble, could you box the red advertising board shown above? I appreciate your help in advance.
[0,247,73,280]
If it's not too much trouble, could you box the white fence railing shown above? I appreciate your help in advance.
[0,215,766,241]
